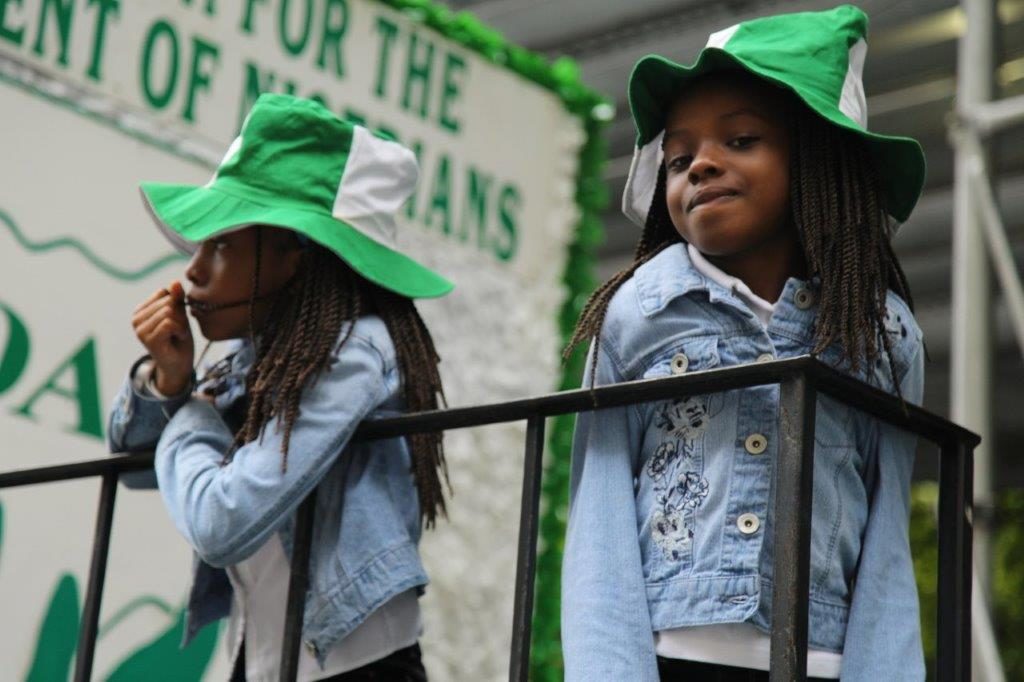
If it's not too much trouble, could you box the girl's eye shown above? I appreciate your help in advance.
[729,135,759,149]
[666,154,693,172]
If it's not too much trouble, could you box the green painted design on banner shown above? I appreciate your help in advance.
[0,302,30,395]
[26,573,81,682]
[0,208,186,283]
[106,610,220,681]
[98,595,176,639]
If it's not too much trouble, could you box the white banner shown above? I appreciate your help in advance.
[0,1,583,679]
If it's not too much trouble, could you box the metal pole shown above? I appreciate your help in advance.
[73,473,118,682]
[769,373,817,682]
[508,416,546,682]
[952,0,995,604]
[281,491,318,682]
[967,159,1024,359]
[937,438,974,682]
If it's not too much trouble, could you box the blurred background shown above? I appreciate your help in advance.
[0,0,1020,679]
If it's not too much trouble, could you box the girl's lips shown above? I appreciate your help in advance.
[688,188,740,211]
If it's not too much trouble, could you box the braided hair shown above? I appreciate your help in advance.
[217,231,449,527]
[566,100,914,389]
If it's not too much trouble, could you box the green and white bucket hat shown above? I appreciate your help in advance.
[623,4,926,226]
[140,94,453,299]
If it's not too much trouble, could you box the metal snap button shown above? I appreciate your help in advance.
[744,434,768,455]
[305,640,318,656]
[670,353,689,374]
[794,288,815,310]
[756,353,774,363]
[737,513,760,535]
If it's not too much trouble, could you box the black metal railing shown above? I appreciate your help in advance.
[0,356,979,681]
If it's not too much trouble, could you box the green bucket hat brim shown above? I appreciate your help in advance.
[140,181,454,299]
[628,49,926,223]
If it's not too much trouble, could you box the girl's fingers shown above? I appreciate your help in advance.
[153,318,190,344]
[166,280,186,301]
[132,295,187,330]
[133,287,172,315]
[135,306,187,341]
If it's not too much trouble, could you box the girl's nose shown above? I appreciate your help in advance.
[185,248,207,286]
[687,147,722,183]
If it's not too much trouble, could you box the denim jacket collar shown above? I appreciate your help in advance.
[633,243,824,346]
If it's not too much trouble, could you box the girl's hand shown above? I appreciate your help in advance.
[133,281,194,395]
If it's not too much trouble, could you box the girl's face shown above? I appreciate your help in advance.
[185,226,302,340]
[662,76,793,260]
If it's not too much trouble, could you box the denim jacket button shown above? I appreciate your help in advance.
[670,353,689,374]
[737,513,760,534]
[744,434,768,455]
[794,287,815,310]
[756,353,774,363]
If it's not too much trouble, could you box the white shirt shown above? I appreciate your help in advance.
[225,533,421,682]
[653,246,842,679]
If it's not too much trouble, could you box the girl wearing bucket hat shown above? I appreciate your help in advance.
[561,6,926,681]
[108,94,453,680]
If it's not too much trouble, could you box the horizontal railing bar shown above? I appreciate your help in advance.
[353,356,977,446]
[806,362,980,448]
[0,450,155,488]
[0,357,979,489]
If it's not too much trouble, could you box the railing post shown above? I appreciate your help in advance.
[73,472,118,682]
[281,490,318,682]
[770,372,817,682]
[509,415,546,682]
[937,438,974,682]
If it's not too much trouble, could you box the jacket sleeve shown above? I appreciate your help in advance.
[107,355,192,490]
[561,343,658,682]
[153,334,387,568]
[840,341,926,681]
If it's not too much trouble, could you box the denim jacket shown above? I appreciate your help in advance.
[561,244,925,681]
[107,316,426,664]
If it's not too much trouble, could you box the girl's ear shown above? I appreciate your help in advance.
[262,226,305,280]
[280,239,304,280]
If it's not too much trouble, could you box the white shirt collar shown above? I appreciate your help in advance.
[686,243,776,327]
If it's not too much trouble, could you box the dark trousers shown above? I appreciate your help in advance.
[657,657,834,681]
[231,642,427,681]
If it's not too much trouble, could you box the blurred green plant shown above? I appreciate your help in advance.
[910,483,1024,680]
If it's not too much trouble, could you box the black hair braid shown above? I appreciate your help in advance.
[789,108,912,388]
[564,164,681,380]
[218,242,448,528]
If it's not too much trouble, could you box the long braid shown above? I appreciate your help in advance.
[230,243,449,527]
[564,164,680,376]
[790,107,911,385]
[372,286,449,527]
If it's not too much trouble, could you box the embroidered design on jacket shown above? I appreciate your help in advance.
[647,402,712,561]
[654,396,710,441]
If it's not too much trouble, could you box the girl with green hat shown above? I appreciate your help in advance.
[108,94,453,680]
[561,6,926,680]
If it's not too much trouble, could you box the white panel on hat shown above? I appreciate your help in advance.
[706,24,740,50]
[839,39,868,128]
[331,126,419,249]
[622,130,665,228]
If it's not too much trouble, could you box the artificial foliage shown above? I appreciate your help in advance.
[374,1,611,677]
[910,483,1024,679]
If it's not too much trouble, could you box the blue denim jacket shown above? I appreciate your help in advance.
[107,316,426,664]
[561,244,925,681]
